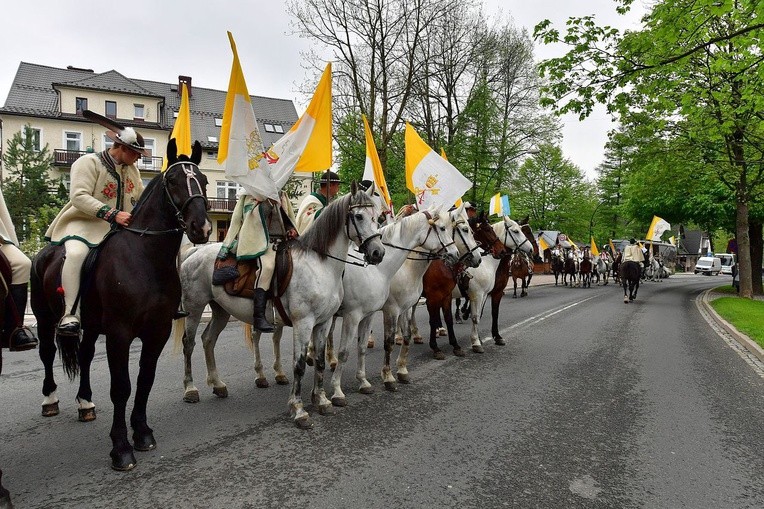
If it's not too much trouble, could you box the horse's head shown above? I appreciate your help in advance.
[520,223,539,259]
[496,216,533,255]
[470,211,505,259]
[164,139,211,244]
[346,181,385,265]
[423,204,460,266]
[449,204,481,268]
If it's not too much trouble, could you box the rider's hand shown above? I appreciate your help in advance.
[115,211,132,227]
[286,228,298,240]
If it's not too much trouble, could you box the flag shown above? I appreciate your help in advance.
[646,215,671,241]
[669,236,676,246]
[405,123,471,208]
[538,235,550,252]
[440,148,464,207]
[568,237,578,249]
[609,239,616,254]
[489,194,510,216]
[163,82,192,171]
[218,32,332,200]
[361,114,393,213]
[590,237,600,256]
[501,195,510,215]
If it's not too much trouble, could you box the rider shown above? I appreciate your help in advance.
[623,238,645,264]
[213,189,298,333]
[46,125,147,336]
[0,186,38,351]
[294,170,341,234]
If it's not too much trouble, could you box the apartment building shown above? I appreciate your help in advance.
[0,62,312,242]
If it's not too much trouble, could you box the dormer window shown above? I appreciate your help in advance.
[134,104,145,120]
[274,124,284,133]
[76,97,88,115]
[105,100,117,119]
[264,123,275,133]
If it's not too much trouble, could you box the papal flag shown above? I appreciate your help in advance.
[590,237,600,256]
[568,237,578,249]
[647,215,671,241]
[218,32,332,200]
[609,238,616,254]
[361,114,393,213]
[538,234,550,252]
[405,123,471,208]
[162,82,192,170]
[489,193,510,216]
[440,148,463,208]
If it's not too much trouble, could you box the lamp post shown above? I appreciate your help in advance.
[589,199,606,245]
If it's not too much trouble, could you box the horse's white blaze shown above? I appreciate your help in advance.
[42,391,58,406]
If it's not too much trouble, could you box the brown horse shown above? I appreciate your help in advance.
[509,221,539,297]
[579,249,593,288]
[30,140,211,471]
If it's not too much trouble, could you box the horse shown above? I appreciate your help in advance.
[563,250,579,287]
[420,207,487,359]
[579,250,593,288]
[175,184,386,429]
[619,260,641,303]
[30,140,211,471]
[593,254,611,286]
[646,256,664,282]
[550,249,565,285]
[612,252,622,284]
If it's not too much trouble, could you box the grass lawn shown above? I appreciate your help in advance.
[710,296,764,349]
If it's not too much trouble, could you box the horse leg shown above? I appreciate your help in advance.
[355,315,376,393]
[396,309,415,386]
[381,311,398,392]
[38,318,59,417]
[75,329,99,422]
[270,326,289,385]
[410,304,423,344]
[469,294,483,353]
[105,335,135,471]
[490,291,505,345]
[310,321,334,416]
[181,312,203,402]
[454,297,463,323]
[623,278,629,304]
[251,326,269,389]
[326,316,338,372]
[521,274,529,296]
[427,299,445,360]
[441,297,464,358]
[329,314,357,407]
[512,277,518,298]
[131,329,171,456]
[201,303,231,398]
[288,321,314,428]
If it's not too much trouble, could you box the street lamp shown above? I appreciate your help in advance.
[589,199,607,244]
[477,148,540,208]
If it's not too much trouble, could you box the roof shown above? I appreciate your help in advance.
[1,62,299,150]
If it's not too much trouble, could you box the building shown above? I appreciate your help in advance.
[0,62,313,242]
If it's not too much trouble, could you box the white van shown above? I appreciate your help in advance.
[716,253,736,275]
[695,256,722,275]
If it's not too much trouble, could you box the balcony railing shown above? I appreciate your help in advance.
[208,197,237,213]
[53,149,164,173]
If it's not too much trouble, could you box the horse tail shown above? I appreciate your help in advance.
[172,317,186,354]
[243,323,254,351]
[56,334,80,381]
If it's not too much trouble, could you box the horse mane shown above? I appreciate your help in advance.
[395,203,418,219]
[298,190,374,258]
[127,172,164,218]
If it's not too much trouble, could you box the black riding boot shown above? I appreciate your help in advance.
[3,284,38,351]
[252,289,275,333]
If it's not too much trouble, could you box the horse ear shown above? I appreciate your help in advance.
[191,141,202,164]
[350,180,358,195]
[520,215,529,225]
[365,180,376,196]
[455,203,465,216]
[166,138,178,164]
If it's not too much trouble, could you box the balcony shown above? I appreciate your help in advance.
[53,149,164,173]
[208,197,237,213]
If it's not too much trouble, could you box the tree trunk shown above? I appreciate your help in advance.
[735,196,752,298]
[749,220,763,295]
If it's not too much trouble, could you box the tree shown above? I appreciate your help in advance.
[1,124,62,251]
[535,0,764,297]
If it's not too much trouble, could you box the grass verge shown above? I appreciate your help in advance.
[710,297,764,349]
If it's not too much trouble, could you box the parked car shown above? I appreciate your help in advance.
[717,253,736,275]
[695,256,722,275]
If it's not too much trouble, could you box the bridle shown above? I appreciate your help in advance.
[384,210,456,262]
[502,220,531,254]
[451,215,481,264]
[122,161,207,236]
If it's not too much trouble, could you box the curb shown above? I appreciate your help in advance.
[700,288,764,364]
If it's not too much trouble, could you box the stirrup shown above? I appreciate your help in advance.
[57,316,81,337]
[173,309,190,319]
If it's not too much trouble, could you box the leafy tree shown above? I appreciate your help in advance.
[1,124,63,251]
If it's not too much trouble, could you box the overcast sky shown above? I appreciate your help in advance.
[0,0,646,178]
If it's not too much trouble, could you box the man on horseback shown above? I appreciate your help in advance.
[295,170,341,234]
[623,238,645,264]
[0,187,38,351]
[45,120,147,336]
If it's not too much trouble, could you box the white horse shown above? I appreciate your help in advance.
[175,184,386,429]
[593,253,611,285]
[646,255,664,282]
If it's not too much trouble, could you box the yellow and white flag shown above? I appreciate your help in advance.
[609,239,616,254]
[405,123,471,209]
[361,114,393,213]
[538,235,550,252]
[489,193,510,216]
[590,236,600,256]
[669,236,676,246]
[440,148,464,207]
[218,32,332,200]
[163,82,192,171]
[646,215,671,241]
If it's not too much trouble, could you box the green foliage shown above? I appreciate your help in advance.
[1,124,63,251]
[710,296,764,348]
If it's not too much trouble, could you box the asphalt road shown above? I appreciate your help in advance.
[1,274,762,508]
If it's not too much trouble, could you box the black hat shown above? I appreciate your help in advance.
[83,109,150,156]
[319,171,341,185]
[629,238,637,244]
[358,179,374,191]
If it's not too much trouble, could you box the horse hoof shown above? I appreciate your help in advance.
[183,389,200,403]
[212,386,228,398]
[306,356,315,367]
[359,386,375,395]
[453,347,466,357]
[329,361,338,372]
[384,381,397,392]
[395,335,403,345]
[472,344,484,354]
[433,350,446,360]
[367,338,375,348]
[397,372,410,384]
[331,396,347,407]
[110,450,137,472]
[255,378,270,389]
[295,415,314,429]
[41,402,59,417]
[317,404,335,416]
[78,407,96,422]
[275,375,290,385]
[437,327,447,337]
[455,317,463,324]
[512,295,517,299]
[494,338,506,346]
[133,432,156,452]
[413,337,424,345]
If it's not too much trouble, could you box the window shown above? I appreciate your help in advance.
[134,104,145,119]
[206,150,216,159]
[105,100,117,118]
[207,136,218,143]
[173,111,179,118]
[214,118,223,127]
[103,134,114,150]
[76,97,88,115]
[140,138,155,166]
[59,174,71,192]
[216,181,241,200]
[273,124,284,134]
[25,128,41,151]
[263,123,275,133]
[64,131,82,152]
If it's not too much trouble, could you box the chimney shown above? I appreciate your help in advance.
[178,75,192,96]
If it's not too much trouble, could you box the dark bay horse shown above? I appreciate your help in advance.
[579,250,593,288]
[564,251,579,287]
[509,221,539,297]
[551,250,564,285]
[619,260,641,303]
[30,140,211,471]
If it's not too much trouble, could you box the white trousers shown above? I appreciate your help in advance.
[0,243,31,284]
[255,246,276,290]
[61,240,90,319]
